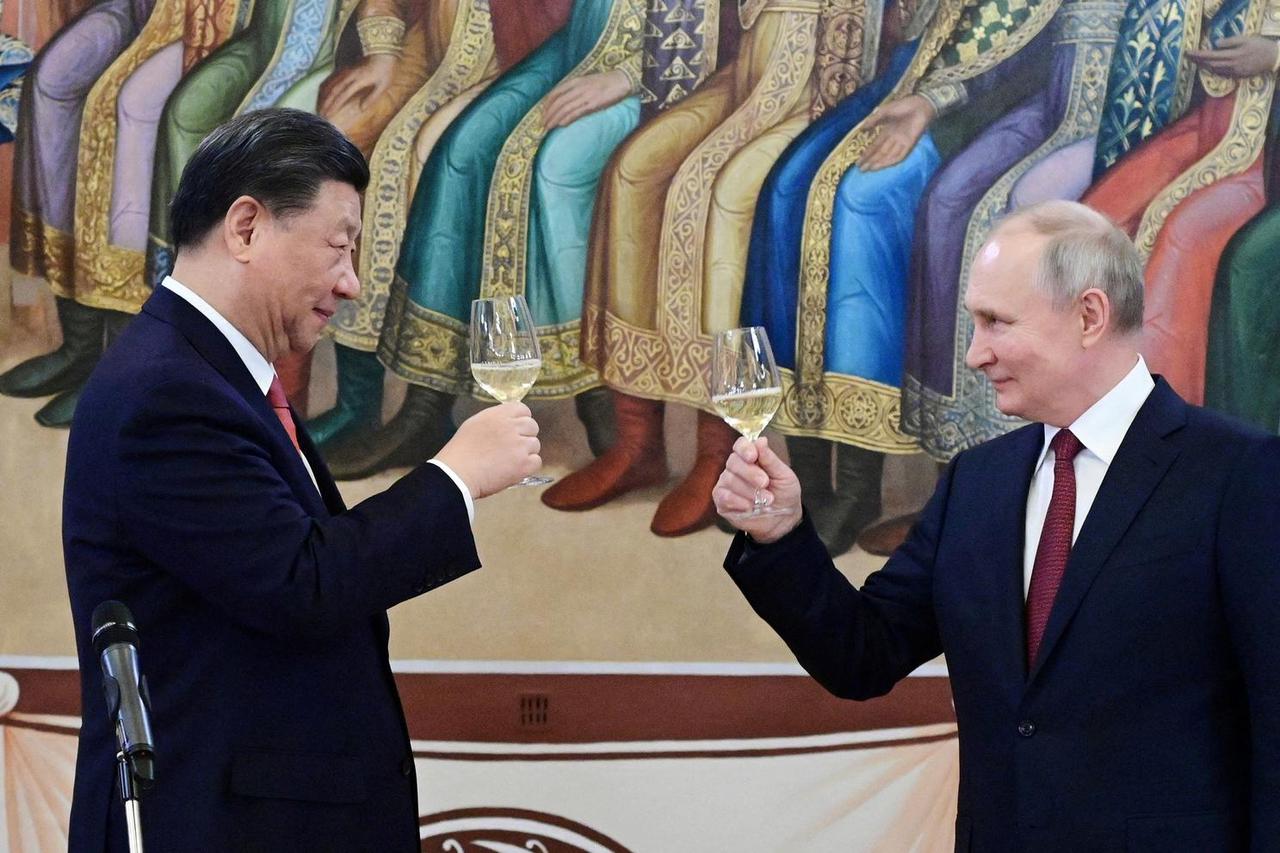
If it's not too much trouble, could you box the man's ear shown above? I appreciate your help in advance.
[223,196,264,262]
[1079,287,1111,348]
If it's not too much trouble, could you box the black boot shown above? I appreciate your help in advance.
[0,297,105,398]
[787,436,834,500]
[322,385,456,480]
[308,344,384,449]
[820,444,884,557]
[573,386,616,458]
[785,436,837,542]
[33,309,134,428]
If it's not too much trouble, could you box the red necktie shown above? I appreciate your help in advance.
[267,376,302,454]
[1025,428,1084,667]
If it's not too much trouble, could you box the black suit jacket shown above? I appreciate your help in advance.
[726,380,1280,852]
[63,286,481,852]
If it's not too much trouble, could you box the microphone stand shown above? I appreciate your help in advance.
[116,748,146,853]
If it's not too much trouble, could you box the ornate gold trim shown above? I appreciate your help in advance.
[1134,0,1273,258]
[580,11,819,413]
[705,0,722,71]
[336,0,498,351]
[71,0,187,314]
[1174,0,1207,112]
[377,276,599,398]
[1134,79,1273,259]
[648,11,817,401]
[812,0,878,118]
[1261,0,1280,33]
[183,0,245,72]
[357,15,407,56]
[10,207,75,296]
[471,0,645,391]
[772,367,920,451]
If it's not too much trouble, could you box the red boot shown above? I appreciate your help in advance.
[649,410,737,537]
[541,391,668,511]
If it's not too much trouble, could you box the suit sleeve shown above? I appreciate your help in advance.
[1216,433,1280,842]
[723,461,954,700]
[112,378,481,640]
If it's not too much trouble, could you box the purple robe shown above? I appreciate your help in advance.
[10,0,156,264]
[901,0,1125,460]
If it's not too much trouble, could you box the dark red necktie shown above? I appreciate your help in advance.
[1026,428,1084,667]
[267,376,302,454]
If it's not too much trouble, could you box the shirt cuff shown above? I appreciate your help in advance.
[427,459,475,524]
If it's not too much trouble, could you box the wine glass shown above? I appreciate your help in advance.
[469,295,553,486]
[710,327,792,518]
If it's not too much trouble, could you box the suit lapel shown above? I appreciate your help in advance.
[1026,380,1186,683]
[142,287,332,518]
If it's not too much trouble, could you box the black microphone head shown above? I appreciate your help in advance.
[92,600,139,656]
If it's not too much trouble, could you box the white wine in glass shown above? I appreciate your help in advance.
[470,295,553,486]
[471,358,542,403]
[711,327,792,518]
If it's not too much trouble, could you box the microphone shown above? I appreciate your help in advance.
[92,601,156,788]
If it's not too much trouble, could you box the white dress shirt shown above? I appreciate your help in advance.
[1022,355,1154,597]
[161,276,474,522]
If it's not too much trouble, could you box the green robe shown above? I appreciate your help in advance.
[377,0,644,399]
[145,0,347,284]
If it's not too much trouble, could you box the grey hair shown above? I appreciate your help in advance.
[993,200,1144,334]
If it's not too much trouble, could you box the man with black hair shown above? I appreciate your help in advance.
[62,108,542,851]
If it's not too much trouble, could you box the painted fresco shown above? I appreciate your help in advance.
[1,0,1277,848]
[5,0,1276,558]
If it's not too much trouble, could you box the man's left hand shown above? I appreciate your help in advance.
[319,54,397,117]
[541,70,632,129]
[857,94,936,172]
[1187,36,1280,78]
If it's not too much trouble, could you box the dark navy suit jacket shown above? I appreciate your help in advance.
[63,286,481,852]
[726,380,1280,852]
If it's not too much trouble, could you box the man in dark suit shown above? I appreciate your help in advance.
[714,200,1280,851]
[62,108,543,852]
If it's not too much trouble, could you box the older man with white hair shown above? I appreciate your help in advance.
[715,200,1280,851]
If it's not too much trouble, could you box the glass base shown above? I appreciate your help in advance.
[510,475,554,488]
[725,503,794,519]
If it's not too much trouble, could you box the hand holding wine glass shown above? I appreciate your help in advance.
[709,327,793,519]
[468,296,553,487]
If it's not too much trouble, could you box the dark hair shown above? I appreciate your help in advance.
[169,108,369,251]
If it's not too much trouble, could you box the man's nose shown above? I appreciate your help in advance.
[965,330,989,370]
[335,265,360,300]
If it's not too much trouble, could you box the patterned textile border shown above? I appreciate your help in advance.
[335,0,498,351]
[378,278,600,398]
[584,7,819,413]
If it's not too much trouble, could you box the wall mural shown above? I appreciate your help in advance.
[5,0,1277,553]
[0,0,1277,847]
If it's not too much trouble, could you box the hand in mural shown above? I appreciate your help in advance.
[713,437,803,543]
[1186,36,1280,78]
[318,54,397,116]
[857,95,937,172]
[541,69,632,129]
[434,402,543,498]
